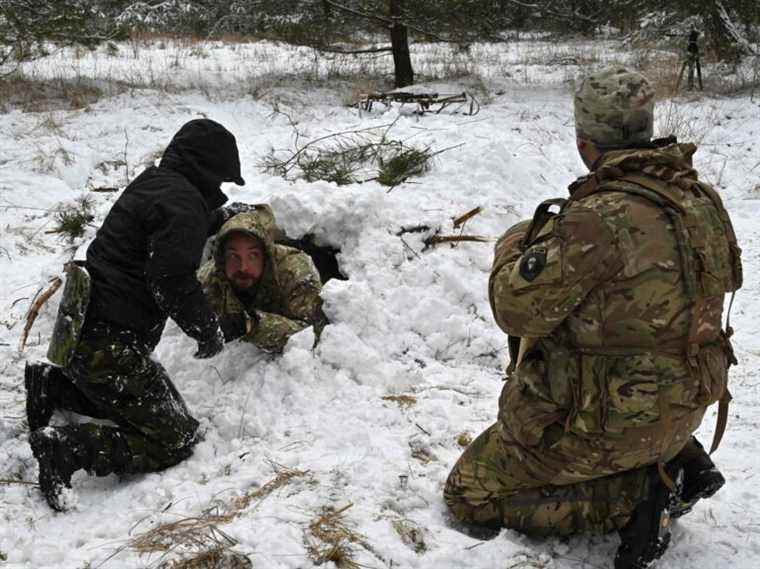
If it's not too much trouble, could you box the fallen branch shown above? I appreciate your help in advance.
[453,206,483,229]
[18,277,62,352]
[422,234,490,250]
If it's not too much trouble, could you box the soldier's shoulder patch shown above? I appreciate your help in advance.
[519,248,546,282]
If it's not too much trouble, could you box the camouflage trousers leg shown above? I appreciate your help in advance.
[62,331,200,475]
[444,423,651,536]
[30,362,108,418]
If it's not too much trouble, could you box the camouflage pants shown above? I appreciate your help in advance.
[44,323,199,475]
[444,423,653,536]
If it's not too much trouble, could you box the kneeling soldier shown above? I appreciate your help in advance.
[444,67,741,569]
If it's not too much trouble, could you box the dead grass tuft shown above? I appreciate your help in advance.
[0,73,105,112]
[127,463,308,564]
[131,517,237,555]
[225,463,308,515]
[158,548,251,569]
[305,503,367,568]
[381,394,417,409]
[391,518,427,554]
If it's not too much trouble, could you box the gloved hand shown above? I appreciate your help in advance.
[193,329,225,359]
[222,202,256,223]
[218,312,253,343]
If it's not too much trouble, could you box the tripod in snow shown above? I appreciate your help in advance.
[676,29,703,91]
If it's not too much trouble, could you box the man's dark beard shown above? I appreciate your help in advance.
[231,275,259,303]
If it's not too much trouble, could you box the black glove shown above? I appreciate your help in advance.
[208,203,257,236]
[218,312,251,343]
[223,202,256,223]
[193,329,225,359]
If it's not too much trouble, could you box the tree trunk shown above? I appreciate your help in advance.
[389,0,414,88]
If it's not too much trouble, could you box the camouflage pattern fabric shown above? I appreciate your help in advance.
[198,205,327,353]
[446,143,741,535]
[52,321,200,474]
[47,262,91,368]
[574,67,655,147]
[444,424,651,535]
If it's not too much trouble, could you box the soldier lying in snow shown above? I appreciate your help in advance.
[198,205,328,353]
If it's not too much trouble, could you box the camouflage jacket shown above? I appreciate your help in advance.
[197,206,327,352]
[489,144,742,485]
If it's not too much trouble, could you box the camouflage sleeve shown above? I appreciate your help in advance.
[489,205,622,338]
[245,311,311,353]
[245,249,327,353]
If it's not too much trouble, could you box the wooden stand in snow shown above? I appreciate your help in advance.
[358,91,480,116]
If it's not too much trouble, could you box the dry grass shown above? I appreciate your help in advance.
[131,517,237,556]
[391,518,427,554]
[381,394,417,409]
[305,503,368,569]
[125,463,308,565]
[0,73,105,112]
[158,548,251,569]
[655,98,721,145]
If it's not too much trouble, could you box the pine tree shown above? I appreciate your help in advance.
[1,0,111,68]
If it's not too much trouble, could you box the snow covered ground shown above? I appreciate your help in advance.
[1,39,759,569]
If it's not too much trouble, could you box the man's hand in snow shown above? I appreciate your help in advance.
[193,329,225,359]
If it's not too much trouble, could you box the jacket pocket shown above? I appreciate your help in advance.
[604,354,661,433]
[499,356,564,447]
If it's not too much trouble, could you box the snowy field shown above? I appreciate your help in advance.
[1,38,760,569]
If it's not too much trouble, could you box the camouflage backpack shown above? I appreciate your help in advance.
[567,145,742,455]
[47,261,91,368]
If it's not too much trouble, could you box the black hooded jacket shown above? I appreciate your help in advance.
[85,119,244,349]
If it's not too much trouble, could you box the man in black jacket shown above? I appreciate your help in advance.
[25,119,249,512]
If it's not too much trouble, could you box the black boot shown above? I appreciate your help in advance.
[614,466,680,569]
[671,439,725,519]
[24,362,60,432]
[29,427,87,512]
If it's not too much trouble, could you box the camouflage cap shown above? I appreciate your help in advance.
[574,67,655,147]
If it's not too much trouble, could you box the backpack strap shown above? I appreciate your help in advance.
[520,198,567,248]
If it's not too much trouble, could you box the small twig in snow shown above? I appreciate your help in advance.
[422,234,490,250]
[453,206,483,229]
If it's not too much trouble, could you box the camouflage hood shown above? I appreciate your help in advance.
[212,205,280,293]
[572,143,700,196]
